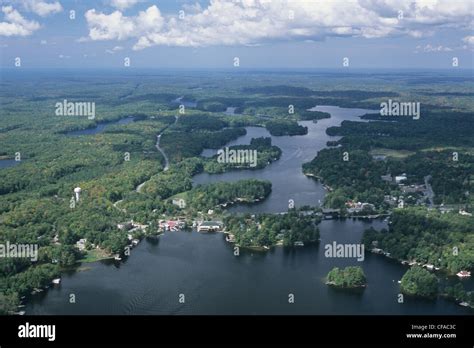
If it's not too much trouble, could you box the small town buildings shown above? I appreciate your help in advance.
[400,184,425,194]
[384,195,397,206]
[345,201,375,214]
[439,206,454,214]
[158,219,186,231]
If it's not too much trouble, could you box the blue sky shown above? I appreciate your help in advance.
[0,0,473,69]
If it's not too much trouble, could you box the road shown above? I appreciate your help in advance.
[424,175,435,207]
[155,134,169,172]
[135,115,178,193]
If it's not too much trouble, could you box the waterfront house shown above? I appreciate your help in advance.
[117,221,133,231]
[75,238,87,251]
[197,221,223,232]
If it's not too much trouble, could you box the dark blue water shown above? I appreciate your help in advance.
[64,116,135,136]
[171,97,197,108]
[0,159,19,169]
[25,220,472,315]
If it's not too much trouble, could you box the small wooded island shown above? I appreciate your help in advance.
[326,266,367,288]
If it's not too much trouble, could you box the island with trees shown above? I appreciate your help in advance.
[203,137,282,173]
[326,266,367,288]
[265,119,308,136]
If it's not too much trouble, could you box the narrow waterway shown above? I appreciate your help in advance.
[194,106,374,213]
[64,116,135,136]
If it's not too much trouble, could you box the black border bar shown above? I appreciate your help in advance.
[0,315,472,346]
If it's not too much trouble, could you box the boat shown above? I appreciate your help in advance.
[225,235,235,243]
[114,255,122,261]
[52,278,61,284]
[294,241,304,247]
[456,271,471,278]
[459,302,470,307]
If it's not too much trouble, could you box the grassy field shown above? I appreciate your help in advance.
[79,249,113,263]
[369,148,415,159]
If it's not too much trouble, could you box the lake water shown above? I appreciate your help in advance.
[25,220,471,315]
[171,97,197,108]
[64,116,135,136]
[26,106,472,315]
[0,159,20,169]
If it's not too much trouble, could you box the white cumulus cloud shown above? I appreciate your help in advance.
[415,44,453,53]
[80,0,474,50]
[0,5,40,36]
[462,35,474,46]
[21,0,62,17]
[84,5,163,41]
[110,0,140,10]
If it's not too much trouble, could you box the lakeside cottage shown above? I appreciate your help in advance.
[172,198,186,208]
[197,221,223,232]
[345,201,375,213]
[395,174,407,184]
[75,238,87,251]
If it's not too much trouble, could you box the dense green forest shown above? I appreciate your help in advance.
[400,266,438,298]
[161,127,247,162]
[303,148,389,209]
[362,208,474,273]
[443,282,474,307]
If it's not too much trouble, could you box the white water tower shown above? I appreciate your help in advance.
[74,187,82,202]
